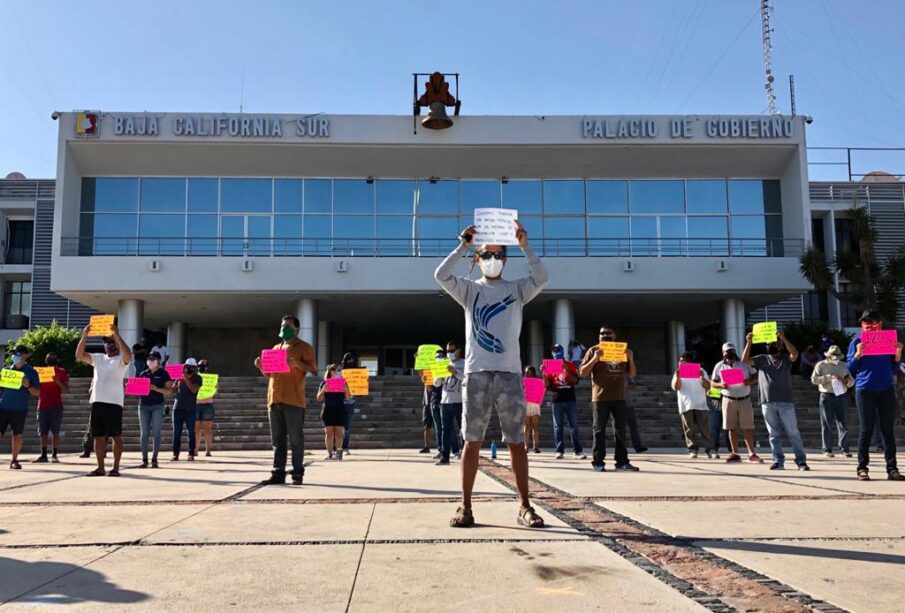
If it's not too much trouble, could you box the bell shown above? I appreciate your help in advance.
[421,101,454,130]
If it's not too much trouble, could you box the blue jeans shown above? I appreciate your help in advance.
[430,402,442,451]
[855,388,897,473]
[172,409,196,457]
[761,402,807,466]
[819,393,849,453]
[708,408,723,452]
[138,404,164,461]
[552,400,582,454]
[341,401,355,450]
[440,402,462,460]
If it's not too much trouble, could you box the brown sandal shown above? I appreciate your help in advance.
[450,506,475,528]
[86,468,106,477]
[517,506,545,528]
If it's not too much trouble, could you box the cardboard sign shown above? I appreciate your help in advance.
[720,368,745,386]
[260,349,290,374]
[861,330,898,356]
[36,367,56,384]
[125,377,150,396]
[429,359,452,379]
[87,314,115,337]
[752,321,778,344]
[599,342,628,362]
[523,377,545,404]
[343,368,370,396]
[679,363,702,379]
[421,370,434,386]
[197,373,219,400]
[709,386,722,398]
[325,377,346,393]
[541,359,564,376]
[165,364,184,379]
[0,369,24,389]
[414,345,444,370]
[473,207,519,245]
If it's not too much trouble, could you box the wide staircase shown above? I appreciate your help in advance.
[17,376,905,454]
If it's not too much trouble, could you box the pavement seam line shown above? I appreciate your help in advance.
[345,503,376,613]
[0,537,587,549]
[1,545,124,606]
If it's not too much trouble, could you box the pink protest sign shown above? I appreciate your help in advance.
[541,359,564,376]
[720,368,745,386]
[260,349,290,374]
[861,330,898,356]
[165,364,183,379]
[325,377,346,393]
[523,378,545,404]
[679,363,702,379]
[125,377,150,396]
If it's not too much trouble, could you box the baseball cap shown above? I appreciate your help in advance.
[185,358,198,366]
[721,342,736,352]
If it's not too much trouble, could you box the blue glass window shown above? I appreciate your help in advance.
[80,213,137,254]
[417,217,457,256]
[140,178,185,213]
[81,178,139,213]
[587,181,628,214]
[304,179,332,214]
[729,180,765,214]
[460,181,501,215]
[247,216,271,256]
[274,215,303,255]
[138,213,185,255]
[502,181,542,215]
[686,180,727,214]
[630,180,684,215]
[544,216,585,256]
[659,216,687,256]
[588,216,629,256]
[376,180,414,215]
[333,215,374,239]
[630,217,657,256]
[688,216,729,256]
[274,179,303,213]
[303,214,331,255]
[187,214,218,255]
[416,180,457,215]
[377,216,413,255]
[543,180,584,214]
[221,179,272,213]
[188,179,218,212]
[334,180,374,214]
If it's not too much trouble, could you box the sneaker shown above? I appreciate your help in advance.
[555,452,564,459]
[432,453,442,460]
[9,461,22,470]
[79,451,91,459]
[725,453,742,463]
[533,448,541,454]
[635,447,649,453]
[712,452,720,459]
[857,469,870,481]
[138,461,149,469]
[205,451,212,458]
[769,462,784,470]
[889,469,905,481]
[435,459,450,466]
[419,447,430,454]
[151,460,159,469]
[591,462,606,472]
[749,454,764,464]
[187,455,195,462]
[51,455,60,464]
[454,452,462,460]
[32,455,48,463]
[615,463,640,472]
[798,464,811,471]
[844,451,853,458]
[335,451,343,461]
[171,455,179,461]
[573,452,587,459]
[260,471,286,485]
[688,451,698,459]
[824,451,835,458]
[291,475,304,485]
[323,454,334,461]
[342,448,351,455]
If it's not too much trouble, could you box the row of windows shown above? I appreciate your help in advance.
[81,177,783,217]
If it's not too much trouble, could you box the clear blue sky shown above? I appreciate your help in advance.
[2,0,905,179]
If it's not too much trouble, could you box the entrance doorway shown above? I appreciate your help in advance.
[383,345,418,375]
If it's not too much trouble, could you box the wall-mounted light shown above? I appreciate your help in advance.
[366,176,374,184]
[429,177,439,184]
[501,176,509,184]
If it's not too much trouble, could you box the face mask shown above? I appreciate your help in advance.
[725,351,738,361]
[828,356,840,364]
[552,351,564,360]
[479,258,504,278]
[279,325,296,341]
[446,352,456,361]
[11,353,21,362]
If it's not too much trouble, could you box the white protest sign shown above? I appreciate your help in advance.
[473,208,519,245]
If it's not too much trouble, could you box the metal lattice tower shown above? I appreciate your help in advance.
[761,0,778,114]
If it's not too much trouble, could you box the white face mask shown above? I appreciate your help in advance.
[479,257,504,278]
[447,352,457,361]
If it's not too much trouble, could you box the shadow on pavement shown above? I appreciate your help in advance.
[702,540,905,565]
[0,556,148,605]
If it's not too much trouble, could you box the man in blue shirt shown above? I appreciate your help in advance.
[846,310,904,481]
[0,345,41,469]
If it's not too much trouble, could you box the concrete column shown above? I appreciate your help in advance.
[528,320,544,369]
[553,298,574,351]
[116,299,144,348]
[295,299,317,347]
[720,298,745,351]
[167,322,187,364]
[666,320,686,372]
[317,320,330,372]
[822,211,842,328]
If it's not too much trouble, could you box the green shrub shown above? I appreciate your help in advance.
[5,322,92,376]
[777,321,853,353]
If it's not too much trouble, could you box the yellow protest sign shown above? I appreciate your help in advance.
[343,368,370,396]
[197,373,219,400]
[0,369,24,389]
[429,359,452,379]
[599,342,628,362]
[752,321,778,344]
[709,386,722,398]
[88,314,115,337]
[414,344,443,370]
[36,367,55,383]
[421,370,434,386]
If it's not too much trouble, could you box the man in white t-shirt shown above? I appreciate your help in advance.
[76,323,132,476]
[671,352,715,459]
[151,341,170,366]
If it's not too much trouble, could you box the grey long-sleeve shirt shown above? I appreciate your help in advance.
[434,244,549,374]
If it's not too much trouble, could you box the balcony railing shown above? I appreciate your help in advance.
[61,237,804,258]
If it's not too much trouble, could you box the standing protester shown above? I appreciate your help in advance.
[580,326,639,473]
[568,340,585,368]
[137,352,171,468]
[744,330,809,471]
[429,349,445,460]
[706,386,723,458]
[523,365,542,454]
[435,221,549,528]
[547,344,585,460]
[254,315,317,486]
[317,364,350,460]
[846,310,904,481]
[33,352,69,463]
[711,342,762,464]
[338,352,359,455]
[811,345,854,458]
[435,341,465,465]
[151,338,170,366]
[624,374,648,453]
[799,345,821,379]
[671,352,715,458]
[76,325,132,477]
[131,340,149,378]
[194,359,216,458]
[419,373,438,454]
[171,359,202,462]
[0,346,40,469]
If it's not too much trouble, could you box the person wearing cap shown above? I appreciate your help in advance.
[846,310,904,481]
[76,324,132,477]
[194,359,217,457]
[547,344,584,460]
[137,351,173,468]
[337,352,359,455]
[811,345,855,458]
[33,352,70,464]
[0,345,40,469]
[671,352,715,458]
[171,358,202,461]
[711,341,762,464]
[744,329,810,471]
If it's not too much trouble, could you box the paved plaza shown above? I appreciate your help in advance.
[0,448,903,612]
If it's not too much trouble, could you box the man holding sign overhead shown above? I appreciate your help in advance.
[0,346,40,469]
[435,216,549,529]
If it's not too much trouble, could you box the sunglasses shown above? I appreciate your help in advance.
[478,252,505,260]
[599,331,613,336]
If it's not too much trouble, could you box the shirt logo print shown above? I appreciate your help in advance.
[472,292,516,354]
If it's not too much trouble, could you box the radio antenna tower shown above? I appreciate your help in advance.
[761,0,778,114]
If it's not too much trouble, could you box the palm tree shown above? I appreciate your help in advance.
[799,204,905,323]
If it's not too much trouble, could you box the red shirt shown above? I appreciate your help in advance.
[38,367,69,410]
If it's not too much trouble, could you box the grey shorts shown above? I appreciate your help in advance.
[462,371,526,444]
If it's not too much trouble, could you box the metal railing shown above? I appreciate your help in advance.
[0,180,55,200]
[807,146,905,183]
[61,237,804,258]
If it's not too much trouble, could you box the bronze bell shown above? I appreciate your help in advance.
[421,101,454,130]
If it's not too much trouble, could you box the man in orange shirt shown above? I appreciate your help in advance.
[254,315,317,486]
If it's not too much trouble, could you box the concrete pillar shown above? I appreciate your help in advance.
[822,211,842,328]
[666,320,686,372]
[720,298,745,351]
[317,320,330,372]
[295,299,317,347]
[528,320,544,369]
[117,299,144,348]
[167,321,187,364]
[553,298,574,351]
